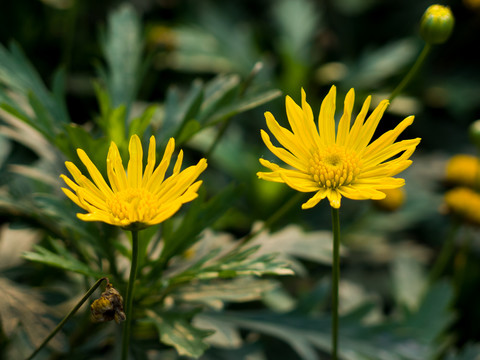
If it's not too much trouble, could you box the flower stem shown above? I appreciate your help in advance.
[331,207,341,360]
[428,220,460,284]
[389,43,432,104]
[26,277,108,360]
[121,230,140,360]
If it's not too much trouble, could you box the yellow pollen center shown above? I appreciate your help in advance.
[107,188,158,225]
[309,146,361,188]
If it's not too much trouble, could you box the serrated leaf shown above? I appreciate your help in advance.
[23,242,103,278]
[172,277,279,309]
[157,184,240,268]
[146,310,214,358]
[168,244,293,287]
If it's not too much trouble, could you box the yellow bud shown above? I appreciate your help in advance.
[420,5,455,44]
[373,188,406,212]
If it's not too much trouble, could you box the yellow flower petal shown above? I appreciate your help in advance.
[318,86,336,146]
[258,87,420,209]
[61,135,207,229]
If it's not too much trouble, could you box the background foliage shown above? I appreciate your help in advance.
[1,0,480,359]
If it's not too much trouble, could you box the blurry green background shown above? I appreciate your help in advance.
[2,0,480,358]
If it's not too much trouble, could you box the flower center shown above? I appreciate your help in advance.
[309,146,361,188]
[107,188,158,226]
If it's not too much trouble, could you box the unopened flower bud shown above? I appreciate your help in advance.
[469,120,480,149]
[420,5,454,44]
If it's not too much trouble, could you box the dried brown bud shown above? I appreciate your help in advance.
[91,283,126,324]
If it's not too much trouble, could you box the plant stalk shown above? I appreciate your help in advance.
[26,277,108,360]
[121,230,140,360]
[389,43,432,104]
[331,207,341,360]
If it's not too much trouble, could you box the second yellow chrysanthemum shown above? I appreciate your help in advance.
[61,135,207,230]
[257,86,421,209]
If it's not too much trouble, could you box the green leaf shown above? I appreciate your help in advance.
[204,88,282,127]
[145,309,214,358]
[128,105,158,138]
[398,280,455,343]
[23,240,104,278]
[27,91,55,137]
[161,80,204,143]
[392,250,427,311]
[99,4,144,110]
[172,277,279,308]
[176,119,201,145]
[62,124,110,169]
[0,42,70,128]
[196,74,240,123]
[168,245,293,287]
[157,184,240,267]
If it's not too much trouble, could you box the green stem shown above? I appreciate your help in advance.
[331,207,341,360]
[26,277,108,360]
[428,220,460,284]
[389,43,432,104]
[121,230,140,360]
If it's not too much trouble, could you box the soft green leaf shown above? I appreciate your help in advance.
[128,105,158,138]
[146,310,214,358]
[398,280,455,343]
[172,277,279,309]
[161,80,204,143]
[204,88,281,127]
[100,4,143,110]
[0,42,69,128]
[168,245,293,286]
[176,119,201,145]
[392,250,427,311]
[157,184,240,267]
[23,242,103,278]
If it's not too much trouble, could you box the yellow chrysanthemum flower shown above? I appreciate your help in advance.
[257,86,421,209]
[61,135,207,230]
[445,154,480,188]
[444,187,480,225]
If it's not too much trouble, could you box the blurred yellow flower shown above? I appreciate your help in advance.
[373,188,406,212]
[257,86,420,209]
[444,187,480,225]
[445,154,480,188]
[61,135,207,230]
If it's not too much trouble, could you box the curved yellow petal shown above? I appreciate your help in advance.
[127,134,143,188]
[336,88,355,146]
[257,87,420,209]
[318,85,336,146]
[77,149,113,197]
